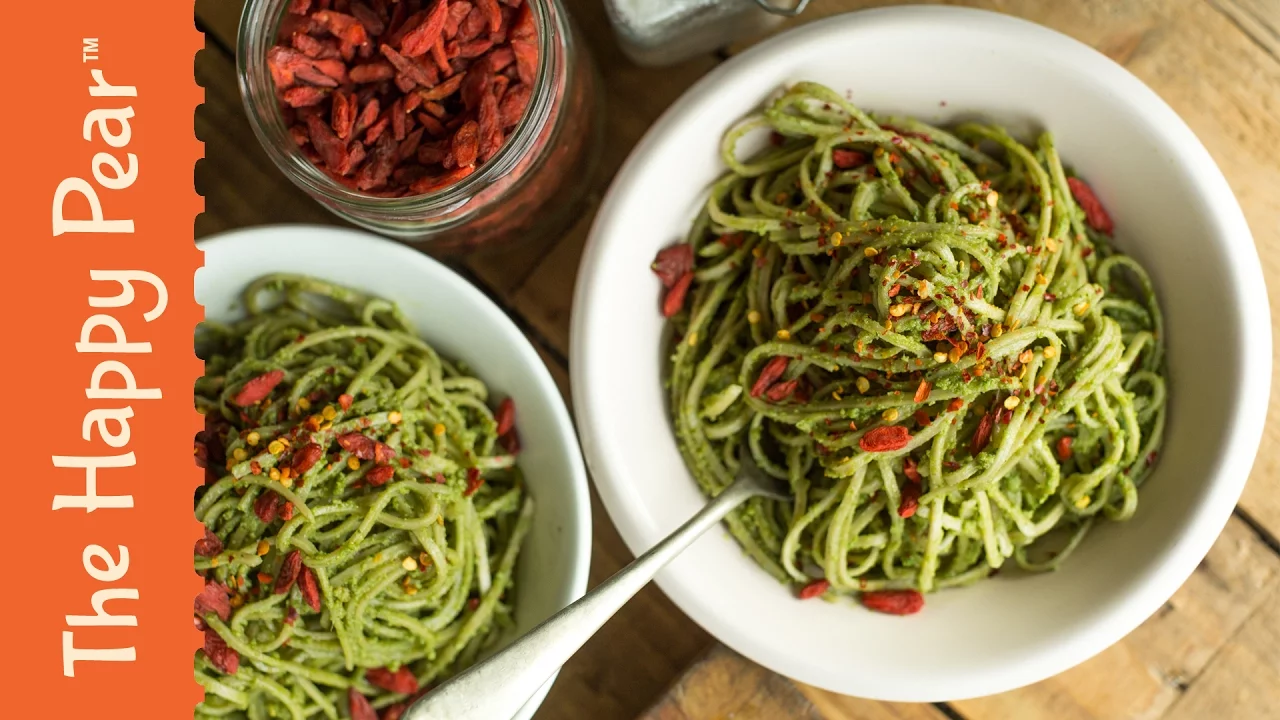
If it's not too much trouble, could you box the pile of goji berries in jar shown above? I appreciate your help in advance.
[239,0,600,252]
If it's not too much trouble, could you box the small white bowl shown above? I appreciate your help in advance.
[198,226,591,719]
[571,7,1270,702]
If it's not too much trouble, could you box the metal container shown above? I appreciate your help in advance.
[605,0,810,66]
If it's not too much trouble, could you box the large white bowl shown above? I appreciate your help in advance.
[198,226,591,719]
[571,7,1270,702]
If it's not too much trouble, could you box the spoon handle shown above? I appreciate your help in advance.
[404,480,759,720]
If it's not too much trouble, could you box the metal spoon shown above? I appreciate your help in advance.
[404,460,788,720]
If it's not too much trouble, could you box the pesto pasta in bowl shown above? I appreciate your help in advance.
[572,7,1269,702]
[195,226,590,720]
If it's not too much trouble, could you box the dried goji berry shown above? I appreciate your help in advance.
[445,1,473,37]
[902,456,922,483]
[662,272,694,318]
[860,589,924,615]
[298,565,322,612]
[338,393,355,410]
[274,552,303,595]
[858,426,912,453]
[331,90,356,139]
[313,10,370,46]
[500,427,521,454]
[350,61,396,83]
[1066,177,1113,235]
[452,119,480,167]
[765,379,799,402]
[651,244,694,288]
[195,527,223,558]
[832,149,868,169]
[750,357,789,398]
[349,689,378,720]
[306,114,350,171]
[898,482,921,519]
[1057,436,1073,462]
[399,1,450,57]
[194,582,232,622]
[382,704,408,720]
[798,579,829,599]
[510,37,536,85]
[367,666,419,695]
[291,442,324,475]
[284,85,330,107]
[204,628,240,674]
[232,369,285,407]
[970,410,996,455]
[350,2,386,36]
[366,464,395,486]
[495,398,516,436]
[254,490,280,524]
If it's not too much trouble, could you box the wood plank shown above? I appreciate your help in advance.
[798,686,954,720]
[1210,0,1280,63]
[1160,585,1280,720]
[951,516,1280,720]
[637,645,824,720]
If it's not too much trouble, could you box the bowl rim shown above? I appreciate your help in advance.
[198,225,593,718]
[570,5,1271,701]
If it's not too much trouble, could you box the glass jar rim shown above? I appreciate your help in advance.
[236,0,561,213]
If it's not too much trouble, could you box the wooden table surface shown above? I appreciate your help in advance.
[195,1,1280,718]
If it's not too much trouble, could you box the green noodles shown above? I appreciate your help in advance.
[194,274,531,719]
[666,82,1167,602]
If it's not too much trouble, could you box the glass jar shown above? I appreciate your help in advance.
[238,0,601,253]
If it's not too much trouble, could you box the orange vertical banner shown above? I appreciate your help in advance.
[0,1,202,716]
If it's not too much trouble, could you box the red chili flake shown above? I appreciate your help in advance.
[367,666,419,695]
[464,468,484,497]
[913,380,931,403]
[1081,246,1094,258]
[338,393,355,410]
[195,527,223,558]
[832,149,868,169]
[291,443,324,476]
[860,589,924,615]
[204,628,240,674]
[1146,451,1158,466]
[765,379,799,402]
[496,397,517,436]
[434,473,447,484]
[798,579,830,599]
[298,566,322,612]
[651,244,694,288]
[467,597,481,611]
[903,456,922,483]
[1057,436,1073,462]
[274,551,304,595]
[662,272,695,318]
[285,607,299,625]
[1066,177,1114,235]
[232,370,285,407]
[751,357,790,398]
[194,582,232,622]
[970,410,997,455]
[366,465,396,486]
[913,410,930,427]
[859,426,912,453]
[398,457,412,469]
[254,490,280,524]
[898,482,921,519]
[947,398,963,413]
[349,688,379,720]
